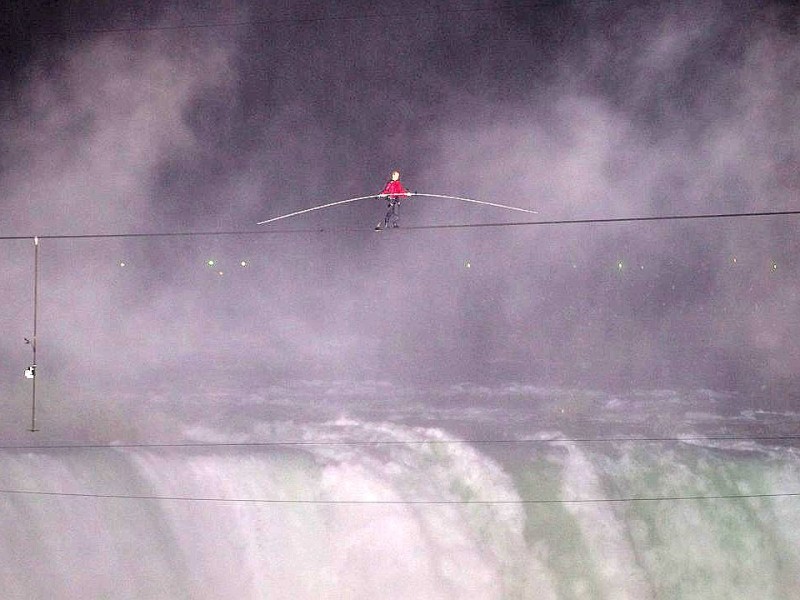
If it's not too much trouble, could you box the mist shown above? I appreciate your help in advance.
[1,3,800,598]
[0,0,798,425]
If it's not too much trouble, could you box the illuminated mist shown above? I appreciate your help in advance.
[0,1,798,598]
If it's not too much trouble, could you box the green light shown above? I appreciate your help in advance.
[240,260,248,267]
[207,260,216,267]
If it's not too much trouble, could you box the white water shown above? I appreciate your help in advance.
[1,406,800,599]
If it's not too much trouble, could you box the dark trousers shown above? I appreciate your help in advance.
[383,199,400,228]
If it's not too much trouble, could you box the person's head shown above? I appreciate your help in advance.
[391,170,400,181]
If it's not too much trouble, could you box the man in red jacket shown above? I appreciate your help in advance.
[376,170,411,230]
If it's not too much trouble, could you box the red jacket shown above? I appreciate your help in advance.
[381,179,410,200]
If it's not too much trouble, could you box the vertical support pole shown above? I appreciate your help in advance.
[30,236,40,432]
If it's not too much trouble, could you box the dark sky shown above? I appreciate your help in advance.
[1,0,799,431]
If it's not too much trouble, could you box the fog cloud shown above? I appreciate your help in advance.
[1,0,798,437]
